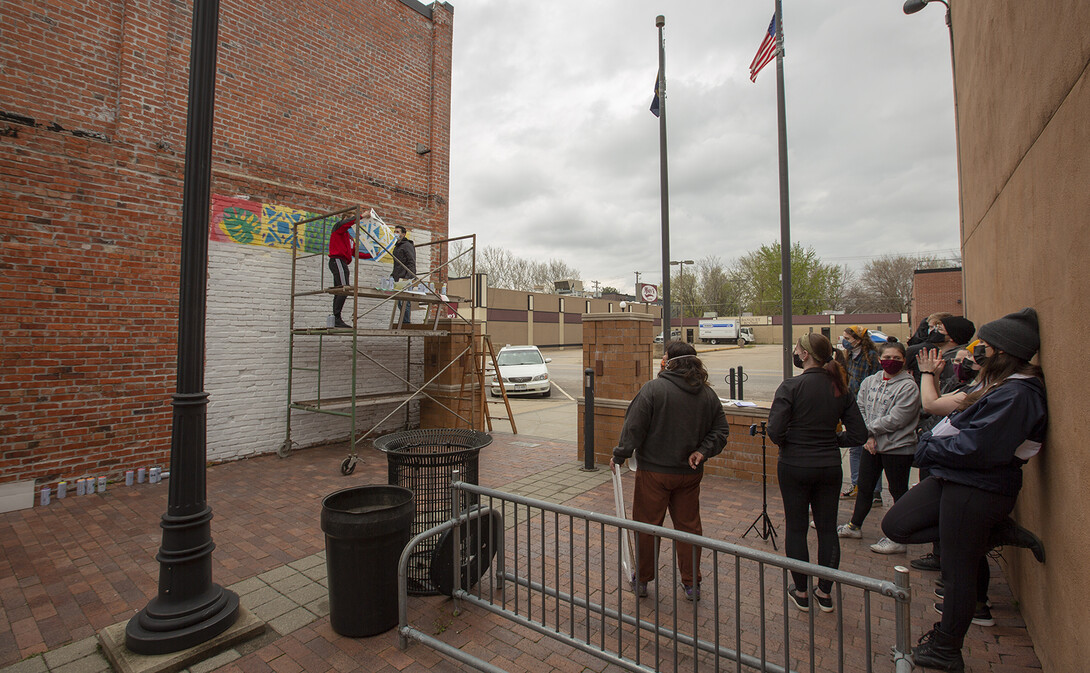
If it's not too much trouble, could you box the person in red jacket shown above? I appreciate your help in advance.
[328,216,362,328]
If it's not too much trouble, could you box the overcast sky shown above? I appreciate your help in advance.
[446,0,962,295]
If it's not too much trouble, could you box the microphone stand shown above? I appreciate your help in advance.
[743,421,778,550]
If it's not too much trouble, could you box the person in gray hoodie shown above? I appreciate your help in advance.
[612,341,729,601]
[837,340,921,554]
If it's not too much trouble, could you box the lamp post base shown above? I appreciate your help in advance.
[124,585,240,655]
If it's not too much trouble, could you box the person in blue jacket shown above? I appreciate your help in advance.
[881,308,1046,672]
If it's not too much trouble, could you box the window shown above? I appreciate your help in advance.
[559,298,565,313]
[528,295,534,311]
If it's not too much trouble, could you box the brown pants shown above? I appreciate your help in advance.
[631,470,703,585]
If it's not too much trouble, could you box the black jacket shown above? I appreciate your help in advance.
[613,371,728,475]
[391,238,416,280]
[767,368,867,468]
[916,375,1046,496]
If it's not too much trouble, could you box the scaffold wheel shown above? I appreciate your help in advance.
[277,439,294,458]
[340,456,357,475]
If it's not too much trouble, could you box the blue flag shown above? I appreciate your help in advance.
[650,75,661,117]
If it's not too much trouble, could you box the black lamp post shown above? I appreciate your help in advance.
[125,0,240,654]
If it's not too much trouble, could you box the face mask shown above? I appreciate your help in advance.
[973,344,989,367]
[953,362,975,383]
[879,358,904,376]
[841,338,852,350]
[792,353,805,369]
[927,330,946,344]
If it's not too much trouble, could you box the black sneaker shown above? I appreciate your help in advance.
[933,601,995,627]
[911,552,942,572]
[787,585,809,612]
[334,318,352,329]
[813,589,834,613]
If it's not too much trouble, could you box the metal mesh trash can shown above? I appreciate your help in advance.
[376,428,492,595]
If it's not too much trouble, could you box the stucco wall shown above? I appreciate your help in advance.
[956,3,1090,670]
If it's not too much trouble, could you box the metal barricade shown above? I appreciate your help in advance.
[399,475,914,673]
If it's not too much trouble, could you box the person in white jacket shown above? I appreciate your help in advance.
[837,340,921,554]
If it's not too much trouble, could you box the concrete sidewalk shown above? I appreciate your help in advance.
[0,434,1041,673]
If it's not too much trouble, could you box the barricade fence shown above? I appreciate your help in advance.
[398,475,913,673]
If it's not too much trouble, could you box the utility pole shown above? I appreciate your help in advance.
[633,271,641,296]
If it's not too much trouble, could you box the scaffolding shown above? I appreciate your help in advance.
[280,205,512,474]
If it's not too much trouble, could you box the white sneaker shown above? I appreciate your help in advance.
[837,523,862,539]
[870,537,908,554]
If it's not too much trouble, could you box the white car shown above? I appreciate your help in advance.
[490,345,552,397]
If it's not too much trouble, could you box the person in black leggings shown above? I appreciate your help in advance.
[882,308,1047,672]
[767,333,867,613]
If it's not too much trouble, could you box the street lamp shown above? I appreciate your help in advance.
[903,0,966,310]
[670,260,694,322]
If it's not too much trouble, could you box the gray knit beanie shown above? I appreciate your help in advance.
[976,307,1040,361]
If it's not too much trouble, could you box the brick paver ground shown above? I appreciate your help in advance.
[0,433,1041,672]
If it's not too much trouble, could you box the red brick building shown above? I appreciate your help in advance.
[911,267,964,327]
[0,0,453,498]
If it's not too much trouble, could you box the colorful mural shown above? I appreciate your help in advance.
[209,195,396,262]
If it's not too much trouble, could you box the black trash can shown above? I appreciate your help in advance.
[321,485,414,637]
[376,429,492,595]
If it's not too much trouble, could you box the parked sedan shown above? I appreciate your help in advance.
[490,345,552,397]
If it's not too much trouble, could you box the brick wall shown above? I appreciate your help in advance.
[0,0,453,492]
[911,268,964,327]
[577,313,654,462]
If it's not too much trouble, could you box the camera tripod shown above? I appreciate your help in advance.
[742,421,778,550]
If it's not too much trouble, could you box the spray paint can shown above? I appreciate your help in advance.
[76,478,86,496]
[137,467,146,483]
[327,314,335,328]
[40,487,50,506]
[57,481,67,499]
[150,467,160,484]
[87,478,96,494]
[97,477,107,493]
[125,470,134,486]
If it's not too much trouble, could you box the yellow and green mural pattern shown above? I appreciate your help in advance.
[209,195,396,262]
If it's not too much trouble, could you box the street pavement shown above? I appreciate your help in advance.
[0,404,1042,672]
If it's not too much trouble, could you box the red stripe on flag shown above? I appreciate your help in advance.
[749,16,778,82]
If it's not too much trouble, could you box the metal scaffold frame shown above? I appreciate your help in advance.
[280,205,510,474]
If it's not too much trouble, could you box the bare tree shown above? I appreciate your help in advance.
[465,245,582,292]
[447,240,474,277]
[850,255,918,313]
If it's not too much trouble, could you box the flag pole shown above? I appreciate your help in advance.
[656,15,672,344]
[774,0,793,379]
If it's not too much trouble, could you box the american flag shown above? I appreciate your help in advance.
[749,15,778,82]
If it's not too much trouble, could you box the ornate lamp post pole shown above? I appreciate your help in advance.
[125,0,240,654]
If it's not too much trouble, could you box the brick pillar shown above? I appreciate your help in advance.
[420,320,484,430]
[577,313,654,466]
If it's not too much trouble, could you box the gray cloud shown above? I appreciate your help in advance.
[448,0,961,292]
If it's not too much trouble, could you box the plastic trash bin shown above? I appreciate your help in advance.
[321,485,414,637]
[376,428,492,594]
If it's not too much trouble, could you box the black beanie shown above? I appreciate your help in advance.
[940,316,976,346]
[976,308,1040,361]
